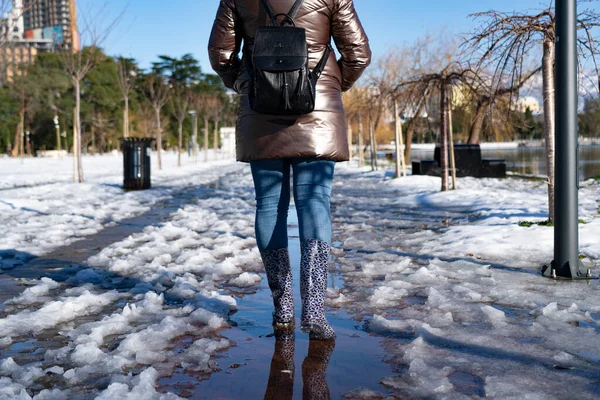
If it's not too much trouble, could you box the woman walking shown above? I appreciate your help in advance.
[209,0,371,340]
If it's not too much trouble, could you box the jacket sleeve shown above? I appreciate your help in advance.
[331,0,372,92]
[208,0,242,90]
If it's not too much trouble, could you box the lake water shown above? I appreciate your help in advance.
[408,145,600,180]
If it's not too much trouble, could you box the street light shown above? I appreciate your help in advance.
[54,115,62,159]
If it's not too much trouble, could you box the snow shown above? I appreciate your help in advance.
[0,151,240,256]
[1,154,600,398]
[332,166,600,399]
[0,153,257,398]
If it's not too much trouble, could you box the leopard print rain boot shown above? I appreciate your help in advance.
[300,239,336,340]
[260,248,295,327]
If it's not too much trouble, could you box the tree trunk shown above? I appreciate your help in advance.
[467,99,487,144]
[213,118,219,159]
[449,99,457,190]
[75,79,84,182]
[177,120,183,167]
[440,82,449,192]
[369,113,378,171]
[393,100,406,178]
[204,116,209,162]
[155,107,163,170]
[19,109,24,161]
[192,113,198,162]
[123,96,130,138]
[73,107,78,183]
[11,121,20,157]
[347,116,353,165]
[358,114,364,167]
[543,37,556,222]
[406,126,414,167]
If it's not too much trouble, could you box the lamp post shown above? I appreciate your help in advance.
[547,0,587,279]
[54,115,62,159]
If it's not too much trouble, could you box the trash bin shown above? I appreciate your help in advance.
[120,138,154,190]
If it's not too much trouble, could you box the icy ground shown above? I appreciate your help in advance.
[0,153,599,399]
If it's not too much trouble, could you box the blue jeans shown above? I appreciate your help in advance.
[250,158,335,251]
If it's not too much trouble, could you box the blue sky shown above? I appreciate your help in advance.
[81,0,560,73]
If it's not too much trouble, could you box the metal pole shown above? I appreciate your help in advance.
[358,114,364,168]
[440,80,449,192]
[448,89,457,190]
[551,0,585,278]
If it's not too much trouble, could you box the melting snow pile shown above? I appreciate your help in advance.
[0,156,263,399]
[329,167,600,399]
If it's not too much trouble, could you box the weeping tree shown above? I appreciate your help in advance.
[464,68,541,144]
[466,3,600,221]
[403,64,478,191]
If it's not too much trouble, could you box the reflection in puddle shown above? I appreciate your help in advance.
[159,206,394,398]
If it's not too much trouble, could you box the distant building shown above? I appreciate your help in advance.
[22,0,79,51]
[0,0,78,82]
[0,39,51,83]
[1,0,24,41]
[515,96,541,114]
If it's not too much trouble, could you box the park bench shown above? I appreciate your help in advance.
[412,144,506,178]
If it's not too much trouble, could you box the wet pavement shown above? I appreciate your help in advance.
[0,172,400,399]
[158,208,395,399]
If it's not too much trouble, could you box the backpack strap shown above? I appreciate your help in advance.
[312,43,333,79]
[261,0,305,27]
[287,0,305,20]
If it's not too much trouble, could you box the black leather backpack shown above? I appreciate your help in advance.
[248,0,332,115]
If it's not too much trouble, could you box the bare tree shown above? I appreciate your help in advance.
[343,86,365,165]
[116,57,137,138]
[59,4,122,183]
[466,3,600,220]
[369,49,409,178]
[363,87,383,171]
[143,73,170,170]
[212,96,224,159]
[171,85,192,167]
[196,93,221,162]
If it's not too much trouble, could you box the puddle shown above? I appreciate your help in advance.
[158,206,395,398]
[448,371,486,397]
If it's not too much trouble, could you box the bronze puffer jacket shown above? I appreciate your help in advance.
[208,0,371,162]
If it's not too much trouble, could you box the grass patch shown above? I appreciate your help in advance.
[519,219,587,227]
[519,220,554,227]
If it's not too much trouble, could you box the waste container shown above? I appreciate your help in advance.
[120,138,154,190]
